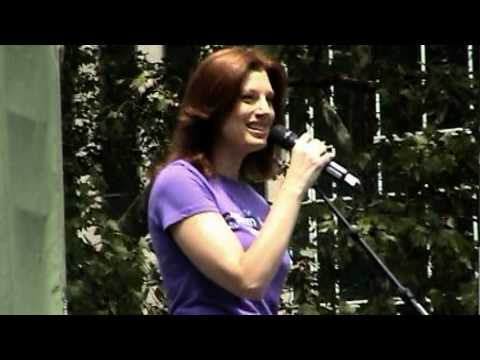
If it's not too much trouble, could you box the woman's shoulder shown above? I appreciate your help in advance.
[153,159,209,190]
[157,159,199,178]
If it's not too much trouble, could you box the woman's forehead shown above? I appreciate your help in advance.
[242,70,273,91]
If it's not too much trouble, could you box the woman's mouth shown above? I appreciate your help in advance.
[246,123,269,138]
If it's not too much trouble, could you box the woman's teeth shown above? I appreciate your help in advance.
[247,124,266,131]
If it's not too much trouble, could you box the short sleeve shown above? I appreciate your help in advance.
[148,162,219,231]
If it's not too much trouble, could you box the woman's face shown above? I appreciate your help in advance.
[218,70,275,156]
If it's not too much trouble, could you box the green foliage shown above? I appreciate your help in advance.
[276,45,478,315]
[62,46,176,314]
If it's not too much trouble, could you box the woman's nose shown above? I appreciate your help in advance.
[256,97,272,115]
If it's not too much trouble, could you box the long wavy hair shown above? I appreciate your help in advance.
[151,46,287,182]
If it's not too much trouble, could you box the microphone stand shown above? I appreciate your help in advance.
[315,185,429,315]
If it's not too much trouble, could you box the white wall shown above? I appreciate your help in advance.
[137,45,164,63]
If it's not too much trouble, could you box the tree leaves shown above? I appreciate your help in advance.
[278,45,479,315]
[62,46,173,314]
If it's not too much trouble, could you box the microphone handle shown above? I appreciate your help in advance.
[325,162,361,189]
[275,127,362,189]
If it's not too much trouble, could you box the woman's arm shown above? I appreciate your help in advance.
[171,134,335,299]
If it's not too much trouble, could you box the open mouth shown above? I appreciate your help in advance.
[246,123,269,137]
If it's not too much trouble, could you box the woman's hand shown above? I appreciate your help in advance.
[282,132,336,200]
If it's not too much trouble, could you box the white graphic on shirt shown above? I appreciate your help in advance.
[222,210,262,236]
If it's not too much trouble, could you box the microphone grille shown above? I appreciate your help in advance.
[268,125,297,150]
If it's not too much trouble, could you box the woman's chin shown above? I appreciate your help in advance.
[245,137,268,152]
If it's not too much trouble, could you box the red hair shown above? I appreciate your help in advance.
[153,46,287,181]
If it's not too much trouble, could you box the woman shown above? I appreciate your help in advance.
[147,46,335,315]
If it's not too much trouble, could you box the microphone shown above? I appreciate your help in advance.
[268,125,362,189]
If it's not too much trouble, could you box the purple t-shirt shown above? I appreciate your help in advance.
[148,159,291,315]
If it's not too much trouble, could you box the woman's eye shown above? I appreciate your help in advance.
[242,94,256,103]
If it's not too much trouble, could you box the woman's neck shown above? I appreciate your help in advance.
[212,144,245,180]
